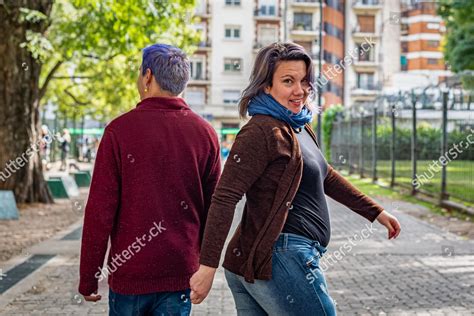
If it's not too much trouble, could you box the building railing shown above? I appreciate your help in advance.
[352,0,381,6]
[292,24,318,32]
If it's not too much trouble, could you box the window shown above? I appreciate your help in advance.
[258,26,278,46]
[224,58,242,72]
[323,50,342,65]
[259,4,276,16]
[225,0,240,6]
[427,58,438,65]
[401,55,408,71]
[357,15,375,33]
[295,41,312,54]
[195,0,207,15]
[427,40,439,48]
[322,81,343,97]
[258,0,277,16]
[186,89,205,106]
[293,13,313,31]
[223,90,241,104]
[357,73,375,89]
[401,41,408,53]
[190,59,204,80]
[225,26,241,39]
[357,43,374,62]
[324,23,344,41]
[326,0,344,12]
[194,23,207,46]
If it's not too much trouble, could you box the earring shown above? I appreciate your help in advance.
[144,87,148,93]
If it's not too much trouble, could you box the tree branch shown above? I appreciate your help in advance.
[51,75,97,79]
[38,60,63,101]
[64,86,88,106]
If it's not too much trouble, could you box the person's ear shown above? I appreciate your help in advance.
[145,68,153,84]
[264,86,270,94]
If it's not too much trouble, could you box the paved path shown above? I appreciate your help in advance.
[0,197,473,315]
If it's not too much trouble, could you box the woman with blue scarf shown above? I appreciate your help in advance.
[190,43,401,315]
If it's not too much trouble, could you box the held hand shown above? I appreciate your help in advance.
[376,210,401,240]
[190,264,217,304]
[83,292,102,302]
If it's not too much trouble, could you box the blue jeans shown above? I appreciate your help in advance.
[108,288,191,316]
[225,233,337,316]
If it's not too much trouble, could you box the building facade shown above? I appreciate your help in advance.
[184,0,451,137]
[399,0,450,84]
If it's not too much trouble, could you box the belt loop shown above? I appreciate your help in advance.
[283,233,289,250]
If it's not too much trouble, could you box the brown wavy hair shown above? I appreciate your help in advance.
[238,42,314,118]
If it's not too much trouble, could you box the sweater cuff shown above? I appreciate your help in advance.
[78,278,99,296]
[199,256,220,269]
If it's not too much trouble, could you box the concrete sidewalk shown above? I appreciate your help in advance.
[0,197,473,315]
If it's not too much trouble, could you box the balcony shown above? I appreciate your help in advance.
[254,7,280,21]
[351,82,381,100]
[352,0,382,13]
[290,25,320,39]
[291,0,321,10]
[352,25,380,40]
[196,40,212,52]
[195,9,211,19]
[189,76,211,85]
[352,57,379,71]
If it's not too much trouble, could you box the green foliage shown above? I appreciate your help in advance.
[322,104,343,162]
[438,0,474,89]
[374,123,473,160]
[31,0,200,122]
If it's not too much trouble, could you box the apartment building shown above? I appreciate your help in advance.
[399,0,450,84]
[186,0,283,143]
[185,0,346,139]
[286,0,345,107]
[343,0,400,108]
[184,0,447,135]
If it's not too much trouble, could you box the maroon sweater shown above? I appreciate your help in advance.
[79,97,221,295]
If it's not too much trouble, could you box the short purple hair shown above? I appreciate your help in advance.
[141,44,190,95]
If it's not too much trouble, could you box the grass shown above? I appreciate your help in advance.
[340,160,474,204]
[344,173,474,223]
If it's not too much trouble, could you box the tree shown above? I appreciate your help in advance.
[439,0,474,88]
[0,0,199,203]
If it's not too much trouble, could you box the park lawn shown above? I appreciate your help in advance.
[344,174,474,222]
[364,160,474,204]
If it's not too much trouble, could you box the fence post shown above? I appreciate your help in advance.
[372,103,378,182]
[359,110,364,178]
[390,103,396,187]
[441,91,449,201]
[411,90,418,195]
[348,109,353,174]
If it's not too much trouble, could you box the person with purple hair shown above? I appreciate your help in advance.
[78,44,221,315]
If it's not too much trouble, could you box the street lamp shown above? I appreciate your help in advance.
[316,0,323,146]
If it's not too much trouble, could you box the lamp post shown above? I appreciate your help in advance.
[316,0,323,146]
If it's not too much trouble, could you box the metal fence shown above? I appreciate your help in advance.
[330,87,474,206]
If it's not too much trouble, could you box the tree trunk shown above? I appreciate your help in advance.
[0,0,54,203]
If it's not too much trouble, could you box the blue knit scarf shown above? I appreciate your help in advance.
[247,93,313,129]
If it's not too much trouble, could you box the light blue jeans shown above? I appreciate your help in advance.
[225,233,337,316]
